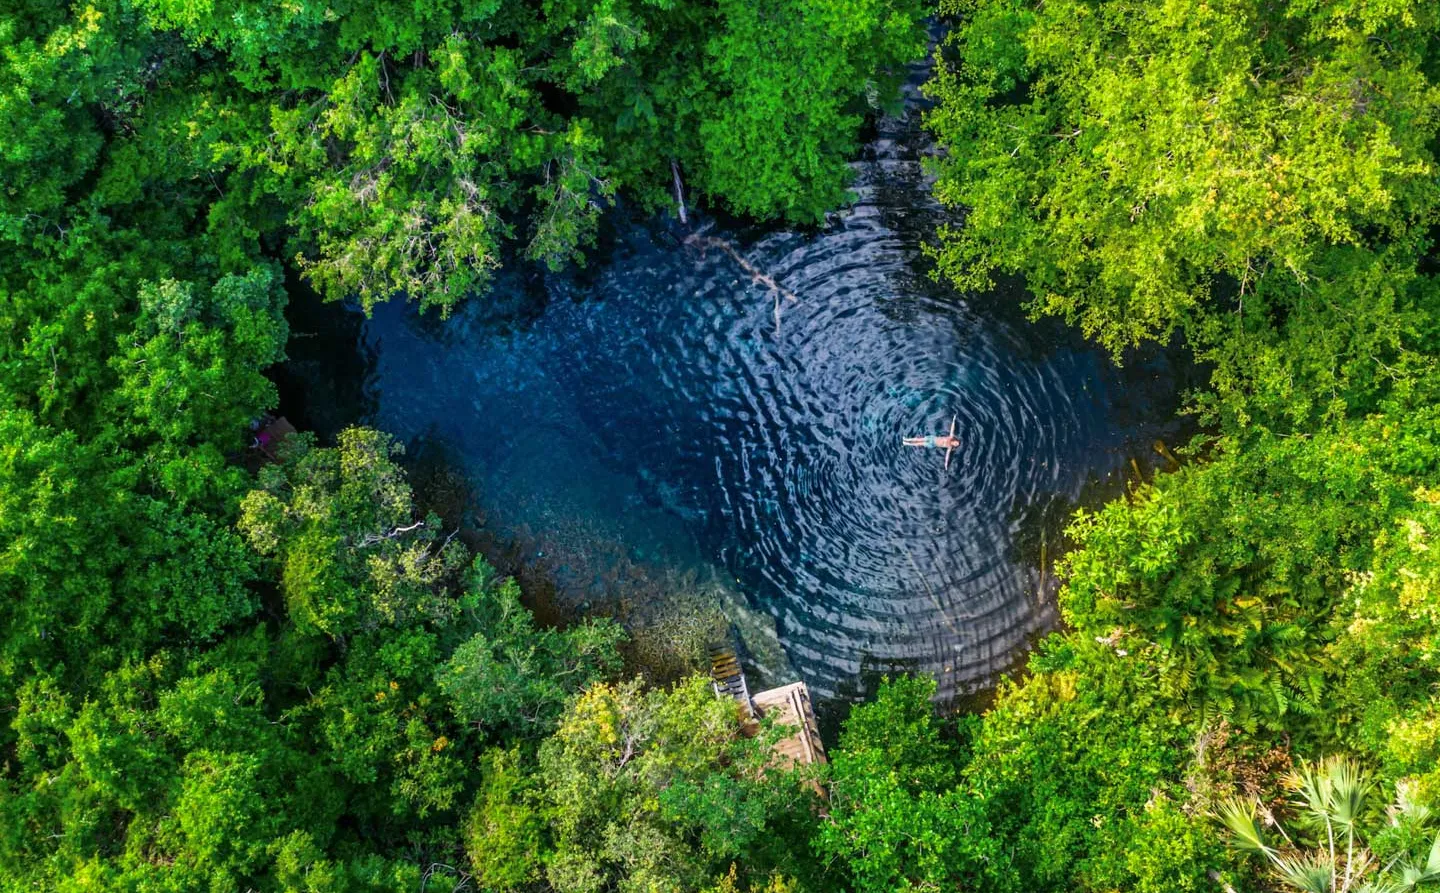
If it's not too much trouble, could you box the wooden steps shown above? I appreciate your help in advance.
[709,643,752,713]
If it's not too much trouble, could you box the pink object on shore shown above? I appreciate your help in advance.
[256,416,297,460]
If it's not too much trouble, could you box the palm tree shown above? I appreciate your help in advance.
[1217,756,1440,892]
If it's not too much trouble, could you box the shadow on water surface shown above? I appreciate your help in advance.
[272,271,377,438]
[277,71,1200,707]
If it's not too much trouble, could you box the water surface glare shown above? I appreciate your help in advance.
[348,115,1181,700]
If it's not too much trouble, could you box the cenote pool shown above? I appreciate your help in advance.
[282,79,1191,702]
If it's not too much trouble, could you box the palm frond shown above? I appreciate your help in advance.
[1287,761,1332,829]
[1322,757,1373,834]
[1389,780,1433,830]
[1393,830,1440,885]
[1395,864,1429,887]
[1286,756,1374,834]
[1273,850,1337,893]
[1219,797,1275,857]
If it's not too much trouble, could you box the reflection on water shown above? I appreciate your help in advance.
[284,74,1189,701]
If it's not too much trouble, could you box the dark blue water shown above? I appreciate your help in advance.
[288,87,1187,700]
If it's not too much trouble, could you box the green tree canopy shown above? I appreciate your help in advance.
[927,0,1440,429]
[468,677,824,893]
[118,0,927,313]
[239,428,470,637]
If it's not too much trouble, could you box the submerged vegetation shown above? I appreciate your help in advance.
[1,1,1439,892]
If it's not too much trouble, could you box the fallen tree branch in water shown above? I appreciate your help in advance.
[684,233,798,334]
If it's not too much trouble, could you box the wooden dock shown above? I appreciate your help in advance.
[750,681,826,768]
[709,644,825,768]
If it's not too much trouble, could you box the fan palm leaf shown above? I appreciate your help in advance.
[1325,758,1373,835]
[1286,757,1374,834]
[1273,851,1338,893]
[1390,781,1432,828]
[1218,796,1275,857]
[1393,830,1440,887]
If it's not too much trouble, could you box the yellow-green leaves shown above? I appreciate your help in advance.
[929,0,1440,360]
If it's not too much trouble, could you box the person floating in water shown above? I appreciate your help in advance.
[903,416,960,470]
[902,432,961,449]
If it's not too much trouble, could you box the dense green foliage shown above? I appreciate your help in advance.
[927,0,1439,328]
[928,0,1440,430]
[1,431,624,889]
[2,0,924,314]
[508,678,818,891]
[817,0,1440,890]
[1218,756,1440,891]
[4,0,1440,889]
[0,0,921,888]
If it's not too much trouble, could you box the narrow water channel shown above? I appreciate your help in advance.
[282,69,1191,701]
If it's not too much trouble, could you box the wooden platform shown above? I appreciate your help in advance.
[708,643,825,769]
[256,416,297,461]
[750,681,826,768]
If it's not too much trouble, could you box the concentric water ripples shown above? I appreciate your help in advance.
[656,227,1089,698]
[356,93,1166,701]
